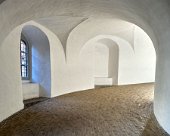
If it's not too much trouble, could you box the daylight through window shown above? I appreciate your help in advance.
[20,40,29,79]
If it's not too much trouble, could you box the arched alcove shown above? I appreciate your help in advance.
[21,25,51,98]
[0,20,66,121]
[94,43,119,86]
[93,42,119,86]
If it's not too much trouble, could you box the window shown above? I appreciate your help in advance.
[20,40,29,80]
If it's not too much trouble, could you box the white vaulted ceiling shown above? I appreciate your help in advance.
[0,0,170,134]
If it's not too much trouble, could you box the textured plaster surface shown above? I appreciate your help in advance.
[0,0,170,133]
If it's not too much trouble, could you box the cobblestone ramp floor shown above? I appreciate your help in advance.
[0,83,169,136]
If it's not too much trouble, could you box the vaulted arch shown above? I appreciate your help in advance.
[0,0,170,133]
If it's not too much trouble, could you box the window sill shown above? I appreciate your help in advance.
[22,80,31,84]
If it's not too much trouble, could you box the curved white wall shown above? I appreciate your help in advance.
[0,25,24,121]
[118,26,156,85]
[0,0,170,134]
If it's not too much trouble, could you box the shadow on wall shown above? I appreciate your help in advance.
[0,0,5,4]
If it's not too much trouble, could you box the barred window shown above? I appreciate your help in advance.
[20,40,29,80]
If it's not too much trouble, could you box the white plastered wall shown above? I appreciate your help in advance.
[0,0,170,134]
[94,42,118,86]
[95,43,110,78]
[0,26,24,121]
[22,83,39,100]
[118,26,156,85]
[79,22,156,86]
